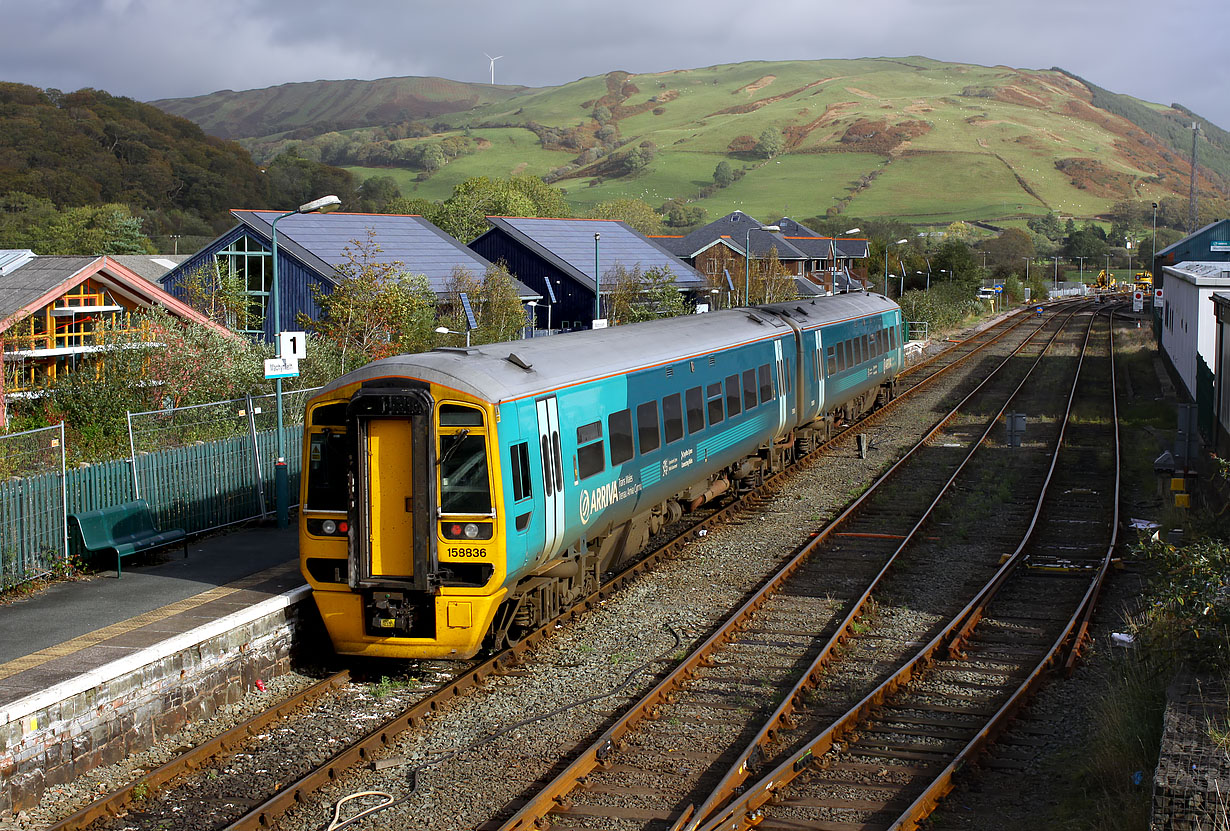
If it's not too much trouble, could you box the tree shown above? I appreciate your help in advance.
[1026,212,1063,241]
[304,232,438,371]
[357,176,402,212]
[622,141,657,174]
[661,198,707,229]
[1063,228,1110,260]
[587,199,663,235]
[592,105,612,125]
[441,263,529,345]
[178,260,255,332]
[713,161,735,188]
[980,228,1035,276]
[0,194,156,254]
[607,265,691,324]
[748,248,798,304]
[754,128,783,159]
[425,175,571,243]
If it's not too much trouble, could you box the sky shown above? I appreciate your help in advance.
[0,0,1227,130]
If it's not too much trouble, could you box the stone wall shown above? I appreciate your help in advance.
[0,587,315,816]
[1152,671,1230,830]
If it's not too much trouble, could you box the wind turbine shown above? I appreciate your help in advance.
[484,53,503,85]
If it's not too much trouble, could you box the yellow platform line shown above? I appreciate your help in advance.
[0,561,301,681]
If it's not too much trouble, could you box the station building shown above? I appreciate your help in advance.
[1158,261,1230,444]
[469,216,705,331]
[159,211,539,343]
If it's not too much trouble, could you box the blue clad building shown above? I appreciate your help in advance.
[469,217,706,331]
[160,211,540,342]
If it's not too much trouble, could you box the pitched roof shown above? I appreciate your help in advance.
[1156,218,1230,259]
[0,249,36,276]
[479,217,706,293]
[112,254,188,284]
[775,218,869,259]
[671,211,810,260]
[230,211,540,298]
[0,256,233,336]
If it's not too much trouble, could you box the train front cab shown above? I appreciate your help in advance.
[300,383,507,659]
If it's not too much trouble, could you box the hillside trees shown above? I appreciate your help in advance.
[386,175,570,243]
[754,128,783,159]
[661,198,708,230]
[981,228,1036,276]
[713,161,735,188]
[586,199,663,235]
[0,193,155,254]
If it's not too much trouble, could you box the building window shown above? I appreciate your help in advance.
[215,235,272,335]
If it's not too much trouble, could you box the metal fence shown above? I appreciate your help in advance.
[0,424,67,589]
[127,388,319,535]
[0,387,321,589]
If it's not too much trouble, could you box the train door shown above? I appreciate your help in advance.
[774,339,788,433]
[534,396,566,559]
[350,388,436,592]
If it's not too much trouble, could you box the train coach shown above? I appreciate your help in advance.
[299,292,904,659]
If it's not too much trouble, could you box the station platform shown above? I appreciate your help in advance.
[0,524,304,711]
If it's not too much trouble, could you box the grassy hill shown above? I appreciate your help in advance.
[152,58,1230,225]
[152,76,528,141]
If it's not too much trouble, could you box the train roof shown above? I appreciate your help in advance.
[318,292,899,406]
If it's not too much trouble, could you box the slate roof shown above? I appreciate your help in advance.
[479,217,706,293]
[671,211,810,261]
[775,217,869,259]
[112,255,188,284]
[230,211,540,298]
[0,257,95,323]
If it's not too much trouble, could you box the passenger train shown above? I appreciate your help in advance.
[299,293,904,659]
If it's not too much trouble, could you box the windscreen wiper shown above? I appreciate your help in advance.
[435,429,470,467]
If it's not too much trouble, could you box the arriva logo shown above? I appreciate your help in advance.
[579,480,620,525]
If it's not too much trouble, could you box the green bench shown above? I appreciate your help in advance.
[68,499,187,578]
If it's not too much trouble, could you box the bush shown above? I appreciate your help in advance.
[897,282,981,335]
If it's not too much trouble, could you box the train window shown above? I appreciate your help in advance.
[707,383,724,426]
[758,364,773,404]
[576,420,605,480]
[541,436,554,497]
[843,340,853,369]
[306,429,348,512]
[552,431,564,491]
[860,335,869,362]
[784,360,791,394]
[826,346,837,376]
[440,404,484,427]
[637,401,660,454]
[663,393,684,443]
[609,410,634,466]
[510,442,532,502]
[743,369,757,410]
[439,433,492,514]
[310,402,347,427]
[725,375,742,418]
[686,386,705,434]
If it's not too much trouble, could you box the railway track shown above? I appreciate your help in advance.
[44,306,1056,831]
[492,304,1107,831]
[692,307,1119,831]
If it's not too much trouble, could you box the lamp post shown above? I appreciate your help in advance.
[709,288,720,310]
[938,268,952,287]
[1076,256,1086,287]
[885,239,907,296]
[526,300,536,338]
[1126,238,1132,285]
[270,193,340,529]
[1022,257,1031,282]
[1052,255,1059,293]
[744,223,781,305]
[833,227,860,288]
[436,326,471,348]
[593,233,601,324]
[980,251,990,272]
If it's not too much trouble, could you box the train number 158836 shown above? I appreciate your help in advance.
[445,547,487,558]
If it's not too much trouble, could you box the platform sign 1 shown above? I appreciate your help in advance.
[264,356,300,379]
[278,331,307,360]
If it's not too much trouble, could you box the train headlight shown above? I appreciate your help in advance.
[463,523,480,539]
[441,521,493,540]
[322,519,337,535]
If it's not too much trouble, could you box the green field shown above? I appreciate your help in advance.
[161,56,1226,225]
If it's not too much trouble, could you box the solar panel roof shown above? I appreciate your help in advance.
[232,211,540,298]
[485,217,705,291]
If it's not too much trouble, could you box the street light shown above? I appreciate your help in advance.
[744,223,781,305]
[709,287,720,310]
[593,233,601,324]
[916,270,929,291]
[1022,256,1031,282]
[1052,255,1059,294]
[526,300,537,338]
[1076,256,1086,286]
[832,227,860,285]
[271,193,340,529]
[436,326,471,348]
[885,239,907,296]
